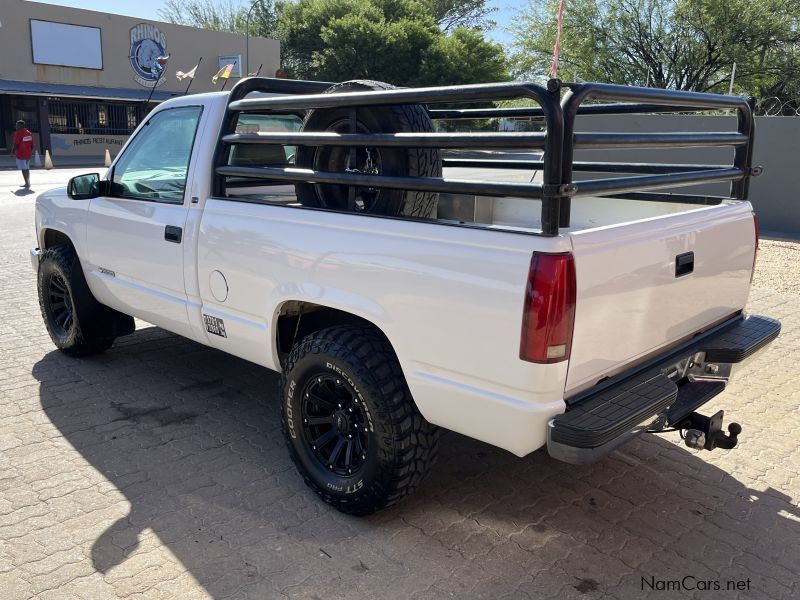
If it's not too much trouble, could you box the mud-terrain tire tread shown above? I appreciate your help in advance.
[280,325,440,515]
[37,245,115,356]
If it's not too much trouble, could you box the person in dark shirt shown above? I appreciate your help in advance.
[11,120,34,189]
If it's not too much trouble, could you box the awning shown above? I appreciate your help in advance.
[0,79,178,102]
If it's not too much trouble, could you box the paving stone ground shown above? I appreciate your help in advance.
[1,169,798,599]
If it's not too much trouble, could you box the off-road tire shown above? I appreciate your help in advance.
[37,245,132,356]
[294,80,441,218]
[280,325,440,515]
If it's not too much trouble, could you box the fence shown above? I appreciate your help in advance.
[756,98,800,117]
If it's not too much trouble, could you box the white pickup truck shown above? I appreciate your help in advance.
[31,77,780,515]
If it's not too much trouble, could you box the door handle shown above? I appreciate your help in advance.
[165,225,183,244]
[675,251,694,277]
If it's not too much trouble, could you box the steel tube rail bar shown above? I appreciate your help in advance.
[429,107,547,119]
[217,165,548,201]
[571,168,745,197]
[732,97,756,200]
[223,131,548,149]
[607,192,726,205]
[443,158,732,174]
[218,77,566,235]
[211,77,333,200]
[428,103,701,120]
[573,132,748,149]
[559,82,754,227]
[215,77,754,237]
[562,82,751,110]
[217,165,742,202]
[229,81,558,112]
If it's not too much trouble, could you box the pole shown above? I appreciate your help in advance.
[145,60,165,105]
[184,56,203,96]
[221,77,229,91]
[245,1,257,76]
[728,62,737,95]
[255,63,263,77]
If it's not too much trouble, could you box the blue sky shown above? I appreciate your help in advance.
[34,0,519,44]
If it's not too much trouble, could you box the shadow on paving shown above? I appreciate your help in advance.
[32,326,800,599]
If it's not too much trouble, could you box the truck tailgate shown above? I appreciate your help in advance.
[565,201,757,395]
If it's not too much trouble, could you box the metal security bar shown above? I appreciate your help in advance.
[48,100,140,135]
[215,78,566,235]
[558,82,756,227]
[214,77,756,236]
[222,131,548,149]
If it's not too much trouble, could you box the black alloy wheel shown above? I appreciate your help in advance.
[46,272,75,340]
[311,118,383,213]
[301,373,370,476]
[37,244,132,356]
[280,325,440,515]
[294,79,441,218]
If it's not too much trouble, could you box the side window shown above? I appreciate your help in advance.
[111,106,202,203]
[228,113,301,167]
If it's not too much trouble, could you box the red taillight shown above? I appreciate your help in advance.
[520,252,576,363]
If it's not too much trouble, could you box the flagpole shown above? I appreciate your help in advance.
[184,56,203,96]
[255,63,262,77]
[145,59,166,106]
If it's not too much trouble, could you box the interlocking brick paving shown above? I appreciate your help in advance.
[1,170,798,599]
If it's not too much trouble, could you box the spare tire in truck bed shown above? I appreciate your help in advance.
[294,80,442,218]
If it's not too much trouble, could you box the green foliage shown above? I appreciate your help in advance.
[278,0,507,85]
[419,28,508,85]
[158,0,283,37]
[511,0,800,104]
[159,0,508,86]
[158,0,249,31]
[277,0,431,81]
[418,0,498,31]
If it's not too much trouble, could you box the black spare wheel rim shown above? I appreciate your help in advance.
[301,372,370,476]
[311,118,383,212]
[46,273,74,340]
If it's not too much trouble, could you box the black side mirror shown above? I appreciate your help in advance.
[67,173,101,200]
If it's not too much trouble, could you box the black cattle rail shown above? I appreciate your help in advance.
[214,77,756,236]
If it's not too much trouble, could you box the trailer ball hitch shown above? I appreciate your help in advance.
[680,410,741,451]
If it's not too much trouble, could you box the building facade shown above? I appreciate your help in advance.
[0,0,280,162]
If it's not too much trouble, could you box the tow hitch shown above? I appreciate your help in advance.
[677,410,742,451]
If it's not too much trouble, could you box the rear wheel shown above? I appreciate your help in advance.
[294,80,441,219]
[280,325,439,515]
[37,245,133,356]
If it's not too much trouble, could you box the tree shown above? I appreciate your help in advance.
[419,0,497,31]
[158,0,282,38]
[277,0,508,85]
[158,0,247,31]
[159,0,509,87]
[511,0,800,103]
[419,28,508,85]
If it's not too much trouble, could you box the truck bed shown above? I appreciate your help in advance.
[439,162,716,232]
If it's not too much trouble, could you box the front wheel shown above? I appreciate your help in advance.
[280,325,439,515]
[37,245,132,356]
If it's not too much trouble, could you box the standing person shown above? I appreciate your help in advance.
[11,120,34,189]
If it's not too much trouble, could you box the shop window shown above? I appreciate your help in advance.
[11,96,39,133]
[48,100,140,135]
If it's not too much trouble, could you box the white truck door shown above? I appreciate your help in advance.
[84,105,203,339]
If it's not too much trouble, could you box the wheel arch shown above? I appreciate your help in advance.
[273,300,400,369]
[40,228,74,251]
